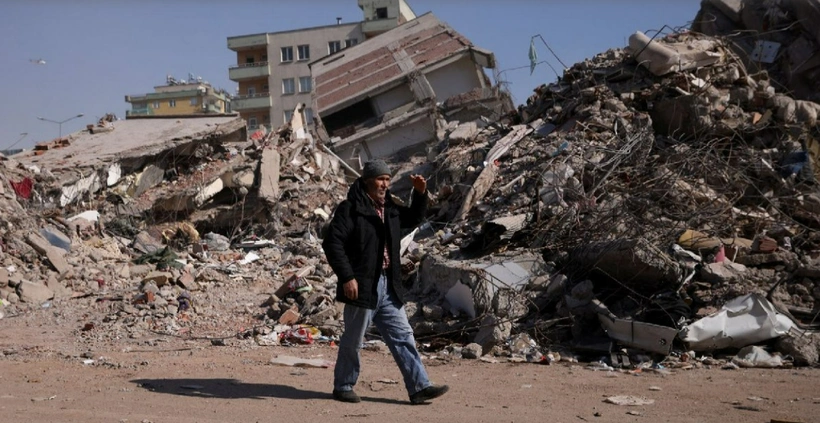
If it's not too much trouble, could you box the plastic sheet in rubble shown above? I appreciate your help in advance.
[680,293,794,351]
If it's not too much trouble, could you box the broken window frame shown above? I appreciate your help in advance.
[152,101,160,109]
[280,46,293,63]
[298,76,312,93]
[328,40,342,55]
[282,78,295,95]
[345,38,358,48]
[189,97,198,106]
[375,7,388,19]
[169,99,176,108]
[284,109,294,123]
[304,107,314,124]
[297,44,310,61]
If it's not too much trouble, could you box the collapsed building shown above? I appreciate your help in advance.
[310,12,512,168]
[2,0,820,370]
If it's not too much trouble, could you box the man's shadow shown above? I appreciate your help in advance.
[131,378,407,405]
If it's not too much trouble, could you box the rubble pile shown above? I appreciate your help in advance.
[399,28,820,364]
[693,0,820,103]
[0,108,354,348]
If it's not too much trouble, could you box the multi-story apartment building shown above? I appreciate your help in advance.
[125,75,231,118]
[227,0,416,131]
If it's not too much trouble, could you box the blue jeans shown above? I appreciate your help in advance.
[334,272,431,396]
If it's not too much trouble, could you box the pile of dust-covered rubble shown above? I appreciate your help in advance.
[389,13,820,366]
[2,6,820,371]
[0,107,354,350]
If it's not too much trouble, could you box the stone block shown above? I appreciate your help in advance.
[177,272,200,291]
[279,307,301,325]
[473,314,511,355]
[134,164,165,197]
[25,232,54,256]
[448,121,478,144]
[776,332,819,366]
[142,271,173,287]
[700,261,748,284]
[16,281,54,303]
[47,273,72,299]
[462,343,483,359]
[45,248,71,275]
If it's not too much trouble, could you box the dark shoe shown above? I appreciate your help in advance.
[333,389,361,403]
[409,384,449,404]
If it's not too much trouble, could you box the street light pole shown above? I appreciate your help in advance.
[37,113,84,138]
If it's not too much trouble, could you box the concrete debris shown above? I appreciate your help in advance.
[3,2,820,370]
[693,0,820,104]
[16,280,54,303]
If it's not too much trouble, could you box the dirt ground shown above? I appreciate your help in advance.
[0,312,818,423]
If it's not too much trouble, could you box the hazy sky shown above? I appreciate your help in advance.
[0,0,701,150]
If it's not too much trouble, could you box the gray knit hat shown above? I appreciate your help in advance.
[361,160,391,179]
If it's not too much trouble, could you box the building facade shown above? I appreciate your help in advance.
[227,0,415,131]
[125,76,231,118]
[311,13,505,168]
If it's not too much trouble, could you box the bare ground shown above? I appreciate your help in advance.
[1,312,818,423]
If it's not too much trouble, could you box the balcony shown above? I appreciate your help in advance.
[227,33,268,51]
[362,18,398,36]
[126,108,153,117]
[229,62,270,81]
[232,93,272,111]
[203,103,224,113]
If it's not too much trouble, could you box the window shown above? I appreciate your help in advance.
[247,87,256,96]
[305,107,314,124]
[152,101,160,109]
[328,40,342,54]
[245,56,255,64]
[248,117,258,129]
[284,109,294,123]
[375,7,388,18]
[345,38,358,48]
[262,83,269,92]
[299,76,312,93]
[190,97,198,106]
[169,99,176,108]
[297,44,310,61]
[282,78,295,95]
[261,54,268,62]
[280,46,293,62]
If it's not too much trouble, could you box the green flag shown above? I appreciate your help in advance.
[528,38,538,75]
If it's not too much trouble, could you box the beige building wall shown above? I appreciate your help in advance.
[266,23,363,127]
[228,0,413,130]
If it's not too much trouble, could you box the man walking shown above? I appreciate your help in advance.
[322,159,449,405]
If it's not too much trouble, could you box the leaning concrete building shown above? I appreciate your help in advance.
[309,12,508,169]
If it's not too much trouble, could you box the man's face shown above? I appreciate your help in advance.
[365,175,391,201]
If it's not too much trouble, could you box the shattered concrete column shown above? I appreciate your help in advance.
[258,147,281,206]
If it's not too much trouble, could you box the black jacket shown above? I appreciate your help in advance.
[322,178,427,309]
